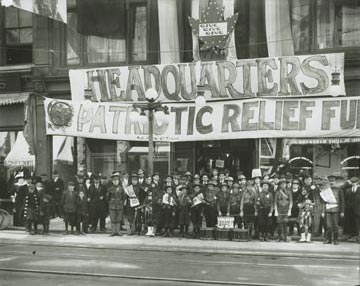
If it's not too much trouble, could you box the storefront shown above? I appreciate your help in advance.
[42,52,359,179]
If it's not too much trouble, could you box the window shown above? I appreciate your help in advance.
[316,0,360,49]
[66,0,149,66]
[4,7,33,65]
[290,0,360,53]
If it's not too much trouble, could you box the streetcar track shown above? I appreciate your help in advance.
[0,268,303,286]
[0,251,357,271]
[0,240,358,261]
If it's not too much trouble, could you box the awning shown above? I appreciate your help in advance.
[128,145,170,153]
[286,138,360,145]
[4,131,35,167]
[0,92,29,106]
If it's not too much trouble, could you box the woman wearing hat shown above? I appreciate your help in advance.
[274,178,293,242]
[106,172,126,236]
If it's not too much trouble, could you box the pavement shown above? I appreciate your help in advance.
[1,218,359,260]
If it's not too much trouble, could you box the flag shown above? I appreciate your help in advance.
[77,0,127,39]
[23,95,36,155]
[1,0,67,23]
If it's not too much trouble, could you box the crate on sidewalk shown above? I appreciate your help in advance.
[200,227,216,240]
[216,216,234,241]
[232,228,249,241]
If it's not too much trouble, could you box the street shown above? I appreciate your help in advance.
[0,242,359,286]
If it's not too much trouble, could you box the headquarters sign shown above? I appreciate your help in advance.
[69,53,345,102]
[44,96,360,142]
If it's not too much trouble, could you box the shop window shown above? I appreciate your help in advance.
[4,7,33,65]
[290,0,311,54]
[66,0,149,66]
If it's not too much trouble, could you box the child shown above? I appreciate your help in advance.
[217,184,230,217]
[258,182,273,241]
[177,186,191,237]
[240,181,258,238]
[36,182,52,235]
[24,184,40,235]
[61,181,77,235]
[162,186,176,237]
[229,183,242,228]
[274,178,293,242]
[190,184,204,239]
[76,190,89,235]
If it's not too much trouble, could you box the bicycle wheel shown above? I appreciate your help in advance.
[0,209,11,230]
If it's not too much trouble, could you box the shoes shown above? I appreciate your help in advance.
[109,233,118,237]
[64,231,69,235]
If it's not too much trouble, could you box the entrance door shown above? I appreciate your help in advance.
[195,139,255,178]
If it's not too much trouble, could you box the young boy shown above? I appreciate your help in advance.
[61,181,77,235]
[217,184,230,217]
[176,186,191,237]
[36,182,52,235]
[162,186,176,237]
[190,184,204,239]
[258,182,273,241]
[229,183,242,228]
[240,181,258,238]
[24,184,40,235]
[274,178,293,242]
[76,190,89,235]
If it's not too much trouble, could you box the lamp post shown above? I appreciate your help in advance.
[130,86,206,175]
[130,89,169,175]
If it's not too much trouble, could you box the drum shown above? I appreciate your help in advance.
[200,227,216,240]
[232,229,249,242]
[216,228,233,241]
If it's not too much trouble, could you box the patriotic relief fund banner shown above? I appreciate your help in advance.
[44,96,360,142]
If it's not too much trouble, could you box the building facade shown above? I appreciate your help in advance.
[0,0,360,188]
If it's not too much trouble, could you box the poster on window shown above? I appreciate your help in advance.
[1,0,67,23]
[44,95,360,142]
[69,53,345,102]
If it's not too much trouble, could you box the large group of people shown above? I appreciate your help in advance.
[8,168,360,245]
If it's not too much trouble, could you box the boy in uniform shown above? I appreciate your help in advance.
[176,186,191,237]
[258,181,273,241]
[61,181,77,235]
[240,181,258,238]
[229,183,242,228]
[203,181,218,227]
[76,190,89,234]
[162,186,177,237]
[190,184,205,239]
[274,178,293,242]
[36,182,52,235]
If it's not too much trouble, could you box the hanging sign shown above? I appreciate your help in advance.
[44,96,360,142]
[69,53,345,102]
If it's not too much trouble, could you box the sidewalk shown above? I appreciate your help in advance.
[2,219,359,260]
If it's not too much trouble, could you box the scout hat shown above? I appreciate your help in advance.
[152,172,160,177]
[350,177,360,184]
[67,181,75,186]
[279,178,287,184]
[137,169,145,175]
[194,174,200,179]
[93,174,101,180]
[238,174,246,180]
[185,171,192,177]
[111,171,120,178]
[292,179,300,185]
[261,181,271,187]
[193,183,201,188]
[225,176,234,181]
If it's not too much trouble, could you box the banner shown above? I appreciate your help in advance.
[44,96,360,142]
[1,0,67,23]
[70,53,345,102]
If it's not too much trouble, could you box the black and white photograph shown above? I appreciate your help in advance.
[0,0,359,285]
